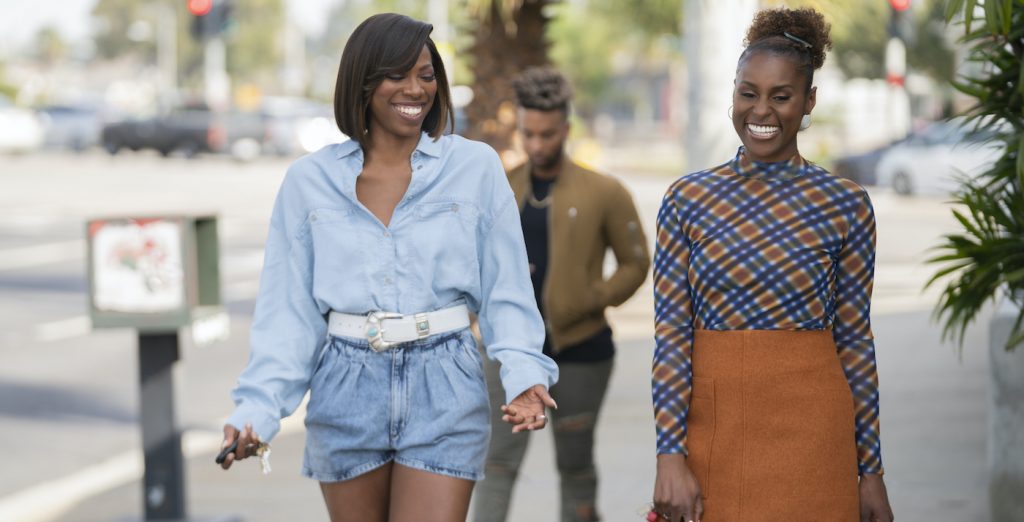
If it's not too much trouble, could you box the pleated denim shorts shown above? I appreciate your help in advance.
[302,328,490,482]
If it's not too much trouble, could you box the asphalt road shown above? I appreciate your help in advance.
[0,149,993,521]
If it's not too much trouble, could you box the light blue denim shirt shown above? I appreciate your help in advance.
[227,132,559,441]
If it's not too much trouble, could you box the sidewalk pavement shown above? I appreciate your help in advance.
[60,301,990,522]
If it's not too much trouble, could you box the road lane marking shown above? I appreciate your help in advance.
[0,402,308,522]
[0,450,143,522]
[0,240,84,272]
[33,315,92,343]
[29,276,260,344]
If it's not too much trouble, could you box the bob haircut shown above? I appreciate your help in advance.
[334,13,453,149]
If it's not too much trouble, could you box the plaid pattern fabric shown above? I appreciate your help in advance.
[653,148,883,475]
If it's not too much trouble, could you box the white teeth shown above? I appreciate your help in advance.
[747,123,780,137]
[396,105,422,117]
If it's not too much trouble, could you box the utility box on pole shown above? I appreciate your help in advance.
[87,215,227,521]
[88,216,223,332]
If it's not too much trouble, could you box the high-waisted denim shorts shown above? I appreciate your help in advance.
[302,328,490,482]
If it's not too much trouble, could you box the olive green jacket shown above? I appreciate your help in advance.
[507,159,650,352]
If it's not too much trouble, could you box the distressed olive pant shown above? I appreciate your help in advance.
[473,353,614,522]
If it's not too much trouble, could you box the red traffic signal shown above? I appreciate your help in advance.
[888,0,911,11]
[188,0,213,16]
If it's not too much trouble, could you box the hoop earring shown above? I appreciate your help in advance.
[727,105,733,120]
[799,114,811,130]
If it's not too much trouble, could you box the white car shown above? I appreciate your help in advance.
[876,118,1005,197]
[0,95,44,154]
[261,96,348,156]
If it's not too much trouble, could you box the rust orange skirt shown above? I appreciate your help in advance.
[687,330,859,521]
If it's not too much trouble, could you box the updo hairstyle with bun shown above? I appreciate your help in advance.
[738,8,833,93]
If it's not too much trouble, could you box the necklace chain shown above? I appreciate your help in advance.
[527,193,552,208]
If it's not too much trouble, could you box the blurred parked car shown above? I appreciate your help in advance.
[260,96,347,156]
[101,106,265,160]
[38,104,102,151]
[831,143,896,187]
[0,94,44,154]
[876,118,1004,196]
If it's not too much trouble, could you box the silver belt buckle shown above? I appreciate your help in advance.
[366,311,402,352]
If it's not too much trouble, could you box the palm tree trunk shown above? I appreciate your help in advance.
[465,0,552,155]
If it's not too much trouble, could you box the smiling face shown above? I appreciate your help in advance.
[368,45,437,142]
[732,51,816,163]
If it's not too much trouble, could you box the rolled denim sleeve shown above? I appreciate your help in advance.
[226,171,326,442]
[475,151,559,404]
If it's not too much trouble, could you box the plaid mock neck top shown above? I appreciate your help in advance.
[652,147,883,475]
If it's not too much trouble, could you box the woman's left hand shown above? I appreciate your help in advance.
[859,473,894,522]
[501,384,557,432]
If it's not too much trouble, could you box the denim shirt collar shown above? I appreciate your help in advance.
[333,132,445,203]
[333,132,442,160]
[729,146,810,182]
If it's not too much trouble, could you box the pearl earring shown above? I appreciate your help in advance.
[799,114,811,130]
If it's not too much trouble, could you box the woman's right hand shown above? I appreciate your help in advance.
[219,422,261,470]
[653,453,703,522]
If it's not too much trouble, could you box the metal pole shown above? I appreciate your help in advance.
[138,332,186,521]
[428,0,453,76]
[204,37,230,111]
[157,3,178,107]
[683,0,756,173]
[282,16,306,96]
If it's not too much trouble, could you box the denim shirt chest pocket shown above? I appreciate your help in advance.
[408,200,481,292]
[307,208,369,295]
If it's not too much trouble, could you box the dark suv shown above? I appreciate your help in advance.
[101,107,264,159]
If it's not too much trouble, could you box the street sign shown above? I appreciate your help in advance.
[885,37,907,87]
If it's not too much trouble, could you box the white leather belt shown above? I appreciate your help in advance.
[327,304,470,351]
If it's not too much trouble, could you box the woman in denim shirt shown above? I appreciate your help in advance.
[218,13,559,521]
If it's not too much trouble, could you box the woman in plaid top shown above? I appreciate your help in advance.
[650,8,893,522]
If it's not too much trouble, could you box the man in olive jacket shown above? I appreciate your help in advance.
[474,67,650,522]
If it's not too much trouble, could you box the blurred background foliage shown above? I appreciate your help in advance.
[0,0,960,159]
[767,0,955,82]
[91,0,284,92]
[76,0,956,115]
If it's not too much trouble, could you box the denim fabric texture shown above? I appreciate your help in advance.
[303,330,490,482]
[227,133,559,444]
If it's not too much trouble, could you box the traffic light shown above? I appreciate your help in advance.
[187,0,212,16]
[886,0,912,87]
[887,0,914,44]
[888,0,911,11]
[190,0,234,41]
